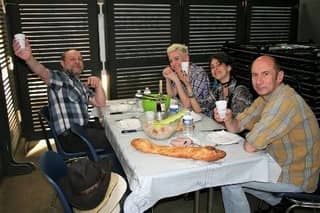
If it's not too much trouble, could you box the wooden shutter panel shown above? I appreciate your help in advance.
[247,0,299,43]
[106,0,180,99]
[185,0,239,60]
[0,1,21,152]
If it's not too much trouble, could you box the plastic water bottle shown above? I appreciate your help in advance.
[143,87,151,95]
[169,104,179,115]
[182,111,194,137]
[135,89,143,111]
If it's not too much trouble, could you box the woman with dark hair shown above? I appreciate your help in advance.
[186,52,252,118]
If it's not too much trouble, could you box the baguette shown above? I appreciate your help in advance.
[131,138,226,162]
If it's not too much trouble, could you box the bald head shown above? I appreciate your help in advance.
[251,55,284,98]
[252,55,281,72]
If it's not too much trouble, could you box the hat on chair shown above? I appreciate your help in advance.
[58,158,112,210]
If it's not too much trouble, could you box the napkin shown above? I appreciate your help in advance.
[190,111,202,122]
[207,131,244,145]
[109,104,132,113]
[118,118,141,130]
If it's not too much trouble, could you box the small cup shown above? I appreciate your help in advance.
[14,33,26,49]
[216,100,227,118]
[181,61,189,74]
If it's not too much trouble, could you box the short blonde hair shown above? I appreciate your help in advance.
[167,43,189,56]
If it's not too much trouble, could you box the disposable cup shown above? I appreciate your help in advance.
[14,33,26,49]
[181,61,189,74]
[216,100,227,118]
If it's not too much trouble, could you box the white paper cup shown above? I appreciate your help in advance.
[14,33,26,49]
[216,100,227,118]
[181,61,189,74]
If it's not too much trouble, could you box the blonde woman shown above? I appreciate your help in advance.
[162,43,210,108]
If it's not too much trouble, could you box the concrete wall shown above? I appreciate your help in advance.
[298,0,320,44]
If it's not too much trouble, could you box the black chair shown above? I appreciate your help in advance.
[38,105,102,161]
[273,174,320,213]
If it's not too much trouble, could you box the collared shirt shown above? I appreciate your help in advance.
[48,70,94,135]
[237,84,320,192]
[171,63,210,101]
[198,78,252,117]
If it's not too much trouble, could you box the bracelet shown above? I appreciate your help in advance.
[187,91,194,98]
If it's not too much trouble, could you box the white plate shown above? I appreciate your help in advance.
[207,131,244,145]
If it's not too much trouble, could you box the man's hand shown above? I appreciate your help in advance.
[86,76,102,89]
[13,38,33,62]
[214,108,232,122]
[243,141,258,152]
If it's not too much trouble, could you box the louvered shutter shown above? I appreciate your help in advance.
[246,0,299,43]
[183,0,239,81]
[105,0,180,99]
[0,1,21,157]
[7,0,100,140]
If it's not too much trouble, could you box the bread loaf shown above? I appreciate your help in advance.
[131,138,226,162]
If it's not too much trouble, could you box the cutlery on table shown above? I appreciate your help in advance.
[115,116,138,122]
[110,111,124,115]
[121,129,142,134]
[200,128,227,132]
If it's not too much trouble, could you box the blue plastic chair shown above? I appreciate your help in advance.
[38,105,102,161]
[273,175,320,213]
[39,151,73,213]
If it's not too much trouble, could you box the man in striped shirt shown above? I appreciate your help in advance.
[214,55,320,213]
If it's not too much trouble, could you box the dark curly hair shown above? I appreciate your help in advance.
[209,52,233,67]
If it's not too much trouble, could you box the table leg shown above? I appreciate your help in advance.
[208,188,213,213]
[194,190,200,213]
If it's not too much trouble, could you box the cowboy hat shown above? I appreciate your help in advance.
[58,157,112,210]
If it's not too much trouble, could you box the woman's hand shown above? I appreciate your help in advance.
[162,66,179,82]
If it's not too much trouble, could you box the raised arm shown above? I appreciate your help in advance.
[13,38,50,85]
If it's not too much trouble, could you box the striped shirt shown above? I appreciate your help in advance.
[237,84,320,192]
[48,70,94,135]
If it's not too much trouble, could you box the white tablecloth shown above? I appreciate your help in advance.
[101,100,281,213]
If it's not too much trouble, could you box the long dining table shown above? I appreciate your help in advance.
[99,99,281,213]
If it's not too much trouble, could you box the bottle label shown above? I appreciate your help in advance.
[169,104,179,114]
[183,117,193,126]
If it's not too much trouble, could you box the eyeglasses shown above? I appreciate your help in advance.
[210,62,222,70]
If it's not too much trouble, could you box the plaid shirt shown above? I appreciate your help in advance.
[48,70,94,135]
[237,84,320,192]
[198,77,252,117]
[171,63,210,101]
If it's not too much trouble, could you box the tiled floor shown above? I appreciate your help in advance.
[0,139,319,213]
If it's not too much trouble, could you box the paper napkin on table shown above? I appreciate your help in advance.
[118,118,141,130]
[109,104,132,113]
[190,111,202,122]
[207,131,244,145]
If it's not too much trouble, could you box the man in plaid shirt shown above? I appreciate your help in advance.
[13,37,113,154]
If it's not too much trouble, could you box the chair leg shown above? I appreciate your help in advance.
[208,188,213,213]
[194,190,200,213]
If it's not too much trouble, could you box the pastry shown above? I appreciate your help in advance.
[131,138,226,162]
